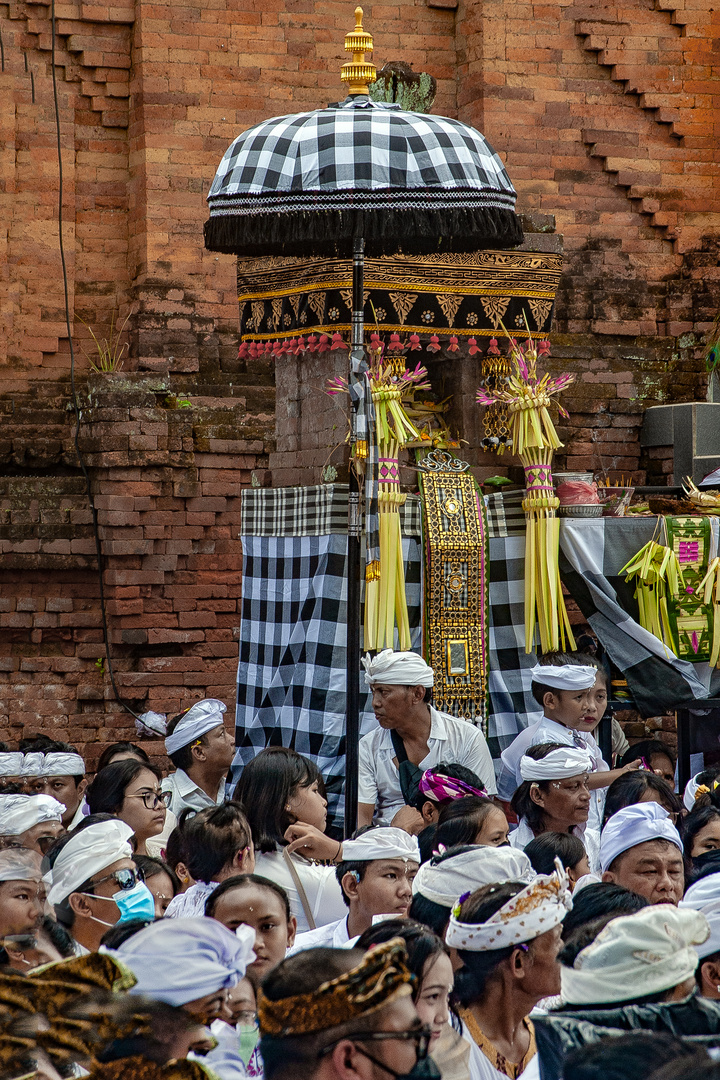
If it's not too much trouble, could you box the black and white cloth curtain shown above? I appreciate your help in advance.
[232,485,422,830]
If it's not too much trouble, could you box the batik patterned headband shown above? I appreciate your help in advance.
[418,769,487,803]
[257,938,414,1037]
[445,858,572,952]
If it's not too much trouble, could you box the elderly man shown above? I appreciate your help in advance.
[258,939,439,1080]
[358,650,496,828]
[44,818,155,954]
[600,802,685,905]
[162,698,236,816]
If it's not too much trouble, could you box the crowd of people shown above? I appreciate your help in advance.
[3,650,720,1080]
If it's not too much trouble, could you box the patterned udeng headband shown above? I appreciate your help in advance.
[419,769,487,804]
[445,858,572,952]
[257,939,414,1037]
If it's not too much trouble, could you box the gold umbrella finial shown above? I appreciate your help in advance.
[341,6,376,95]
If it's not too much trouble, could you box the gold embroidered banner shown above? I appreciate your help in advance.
[418,451,489,728]
[236,249,562,343]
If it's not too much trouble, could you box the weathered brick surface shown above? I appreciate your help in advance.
[0,0,717,744]
[0,373,272,757]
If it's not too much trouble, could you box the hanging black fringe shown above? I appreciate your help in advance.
[203,205,524,257]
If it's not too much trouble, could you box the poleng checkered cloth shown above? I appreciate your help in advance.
[233,487,422,830]
[240,484,421,538]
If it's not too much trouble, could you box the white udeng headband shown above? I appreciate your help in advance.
[42,753,85,777]
[0,848,43,882]
[0,794,65,836]
[445,859,572,952]
[0,753,23,777]
[529,664,598,691]
[20,753,46,778]
[413,847,536,908]
[341,827,420,864]
[361,649,434,688]
[165,698,227,755]
[519,747,592,782]
[561,905,709,1006]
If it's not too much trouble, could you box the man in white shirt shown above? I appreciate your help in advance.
[290,827,420,952]
[357,650,496,828]
[161,698,235,816]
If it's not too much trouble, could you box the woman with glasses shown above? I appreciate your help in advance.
[509,743,600,874]
[86,760,171,855]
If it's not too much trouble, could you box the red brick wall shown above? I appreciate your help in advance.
[0,0,717,746]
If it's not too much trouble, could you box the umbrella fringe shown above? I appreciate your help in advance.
[203,206,524,256]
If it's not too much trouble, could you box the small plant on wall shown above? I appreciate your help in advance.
[78,309,133,373]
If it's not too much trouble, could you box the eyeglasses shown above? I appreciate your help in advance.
[320,1027,432,1061]
[90,867,144,891]
[235,1010,258,1028]
[126,790,172,810]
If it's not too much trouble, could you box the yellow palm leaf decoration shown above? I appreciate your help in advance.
[327,350,431,651]
[477,334,575,653]
[620,540,685,654]
[698,557,720,667]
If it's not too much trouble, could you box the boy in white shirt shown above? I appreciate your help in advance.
[289,827,420,953]
[497,653,640,827]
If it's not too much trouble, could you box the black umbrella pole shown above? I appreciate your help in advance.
[345,235,365,839]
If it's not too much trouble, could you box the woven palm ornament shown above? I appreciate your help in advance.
[477,336,576,653]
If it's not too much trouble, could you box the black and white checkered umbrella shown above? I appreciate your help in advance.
[204,97,522,257]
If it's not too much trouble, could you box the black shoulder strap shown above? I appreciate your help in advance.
[389,728,423,805]
[389,727,408,763]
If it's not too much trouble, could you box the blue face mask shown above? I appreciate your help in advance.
[114,881,156,924]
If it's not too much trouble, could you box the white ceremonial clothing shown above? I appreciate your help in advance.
[358,706,496,824]
[146,808,179,859]
[67,799,88,831]
[509,817,601,874]
[253,849,347,934]
[461,1022,540,1080]
[498,715,607,829]
[161,769,226,817]
[289,915,359,954]
[165,880,216,919]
